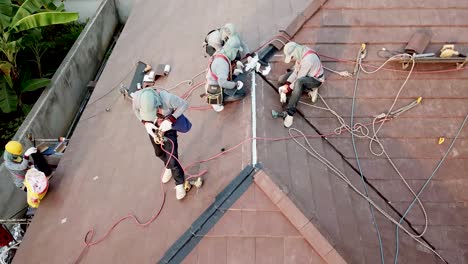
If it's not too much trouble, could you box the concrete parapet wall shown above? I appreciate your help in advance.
[0,0,119,219]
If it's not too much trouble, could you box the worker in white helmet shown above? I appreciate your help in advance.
[278,41,325,128]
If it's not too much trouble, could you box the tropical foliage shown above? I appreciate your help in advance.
[0,0,79,113]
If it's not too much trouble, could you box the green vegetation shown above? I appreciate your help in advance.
[0,0,83,148]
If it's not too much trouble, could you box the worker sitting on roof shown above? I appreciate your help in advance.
[132,88,191,200]
[278,41,325,128]
[3,141,52,190]
[205,35,248,112]
[203,23,250,57]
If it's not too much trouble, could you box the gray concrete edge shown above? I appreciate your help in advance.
[0,0,119,219]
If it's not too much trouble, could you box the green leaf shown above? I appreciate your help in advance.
[0,60,12,75]
[4,73,12,87]
[12,11,79,32]
[54,3,64,12]
[21,77,49,92]
[20,103,32,114]
[0,1,13,19]
[10,0,55,27]
[0,76,17,113]
[0,13,11,30]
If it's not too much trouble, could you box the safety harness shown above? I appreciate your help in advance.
[301,49,324,79]
[206,54,232,105]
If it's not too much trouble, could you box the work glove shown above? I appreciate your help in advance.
[233,68,243,76]
[144,122,158,137]
[24,147,37,157]
[278,84,291,94]
[236,60,245,69]
[245,54,259,72]
[159,120,173,132]
[338,71,352,77]
[280,92,287,103]
[236,81,244,90]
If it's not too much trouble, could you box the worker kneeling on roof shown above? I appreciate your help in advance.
[4,141,52,208]
[205,34,248,112]
[4,141,52,190]
[203,23,250,57]
[132,88,191,200]
[278,42,325,128]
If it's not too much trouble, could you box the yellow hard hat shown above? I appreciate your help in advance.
[5,141,23,156]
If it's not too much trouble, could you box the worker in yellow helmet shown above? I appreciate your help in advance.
[3,141,52,190]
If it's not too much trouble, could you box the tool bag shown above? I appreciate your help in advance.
[206,85,223,105]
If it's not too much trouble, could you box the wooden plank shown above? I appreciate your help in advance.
[368,180,468,204]
[324,146,366,264]
[326,137,468,159]
[311,117,468,138]
[306,9,468,27]
[294,27,468,44]
[255,78,292,191]
[344,158,468,180]
[323,0,468,9]
[284,118,317,218]
[268,61,468,82]
[299,98,468,118]
[316,79,468,99]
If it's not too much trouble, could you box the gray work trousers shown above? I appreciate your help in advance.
[278,71,322,116]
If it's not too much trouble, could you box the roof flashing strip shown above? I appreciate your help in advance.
[158,165,255,264]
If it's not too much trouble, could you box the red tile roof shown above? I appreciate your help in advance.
[261,0,468,263]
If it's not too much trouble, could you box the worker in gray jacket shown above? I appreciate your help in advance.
[132,88,191,200]
[278,42,325,127]
[205,35,247,112]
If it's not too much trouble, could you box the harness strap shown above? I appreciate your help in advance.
[14,173,25,179]
[208,54,231,81]
[301,49,323,78]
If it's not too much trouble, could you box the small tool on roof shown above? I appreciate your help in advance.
[439,44,466,58]
[271,110,287,119]
[353,43,367,75]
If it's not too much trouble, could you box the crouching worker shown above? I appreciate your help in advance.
[4,141,52,191]
[132,88,191,200]
[278,42,325,128]
[205,36,247,112]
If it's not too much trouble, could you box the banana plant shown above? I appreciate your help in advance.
[0,69,50,113]
[0,0,78,112]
